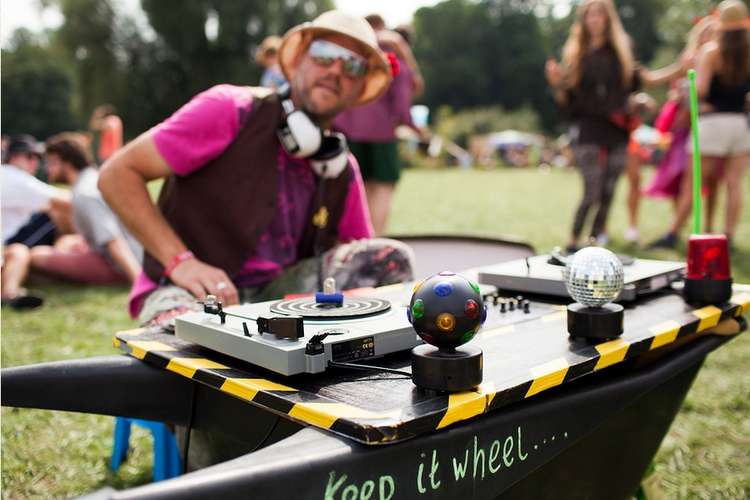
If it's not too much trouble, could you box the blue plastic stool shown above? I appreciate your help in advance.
[111,417,182,481]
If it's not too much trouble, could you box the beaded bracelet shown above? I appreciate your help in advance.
[163,250,194,278]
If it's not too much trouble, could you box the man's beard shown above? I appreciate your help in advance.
[297,76,347,125]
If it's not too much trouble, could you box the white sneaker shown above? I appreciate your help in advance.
[595,234,609,246]
[624,227,639,243]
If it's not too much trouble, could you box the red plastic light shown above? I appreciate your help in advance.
[686,234,731,280]
[464,299,480,320]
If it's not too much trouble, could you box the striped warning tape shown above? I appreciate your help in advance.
[113,296,749,444]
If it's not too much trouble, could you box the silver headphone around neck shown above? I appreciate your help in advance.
[277,87,349,179]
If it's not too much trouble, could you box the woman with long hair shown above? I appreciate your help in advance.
[546,0,683,252]
[650,0,750,249]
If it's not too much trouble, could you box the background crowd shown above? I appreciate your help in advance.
[2,2,749,497]
[3,0,748,311]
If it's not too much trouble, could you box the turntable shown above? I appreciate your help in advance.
[175,282,419,376]
[175,279,554,376]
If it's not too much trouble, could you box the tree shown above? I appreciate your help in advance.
[52,0,120,122]
[136,0,335,124]
[1,29,77,139]
[618,0,666,63]
[413,0,556,130]
[35,0,334,138]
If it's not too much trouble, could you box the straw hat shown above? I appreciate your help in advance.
[278,10,392,105]
[716,0,750,31]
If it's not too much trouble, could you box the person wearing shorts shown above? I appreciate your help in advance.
[649,0,750,249]
[334,14,417,236]
[1,136,71,309]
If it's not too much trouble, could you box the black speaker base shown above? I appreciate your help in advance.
[567,302,624,340]
[683,277,732,307]
[411,344,483,392]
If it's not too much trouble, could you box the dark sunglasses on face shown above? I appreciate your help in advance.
[307,40,368,78]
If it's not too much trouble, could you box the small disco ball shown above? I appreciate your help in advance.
[564,247,624,307]
[408,271,487,350]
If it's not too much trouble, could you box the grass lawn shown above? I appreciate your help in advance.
[2,167,749,498]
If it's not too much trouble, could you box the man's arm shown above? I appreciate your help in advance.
[47,194,74,235]
[98,133,239,304]
[106,236,141,283]
[640,59,686,88]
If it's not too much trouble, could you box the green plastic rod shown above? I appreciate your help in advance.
[688,69,702,235]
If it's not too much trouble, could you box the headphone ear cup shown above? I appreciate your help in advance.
[284,110,322,157]
[310,132,349,178]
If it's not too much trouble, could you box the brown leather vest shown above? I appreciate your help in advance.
[143,87,353,283]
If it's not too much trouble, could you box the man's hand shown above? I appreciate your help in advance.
[169,258,239,306]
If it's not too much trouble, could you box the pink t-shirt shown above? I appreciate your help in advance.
[129,84,373,317]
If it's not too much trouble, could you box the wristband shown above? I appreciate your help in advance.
[163,250,194,278]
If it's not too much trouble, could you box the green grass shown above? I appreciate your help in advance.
[2,167,749,498]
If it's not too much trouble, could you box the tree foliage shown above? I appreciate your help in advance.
[1,29,77,139]
[413,0,556,130]
[3,0,747,140]
[2,0,333,140]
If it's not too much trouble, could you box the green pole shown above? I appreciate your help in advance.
[687,69,702,235]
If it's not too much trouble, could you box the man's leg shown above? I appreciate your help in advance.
[53,234,88,252]
[365,181,397,236]
[2,244,32,300]
[365,141,401,236]
[254,238,416,302]
[30,244,127,284]
[4,212,57,247]
[324,238,415,289]
[1,244,43,309]
[138,286,202,329]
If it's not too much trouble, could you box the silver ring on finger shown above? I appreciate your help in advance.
[216,281,228,291]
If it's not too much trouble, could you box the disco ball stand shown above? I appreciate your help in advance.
[564,247,625,341]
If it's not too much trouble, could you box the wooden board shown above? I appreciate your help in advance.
[115,286,750,445]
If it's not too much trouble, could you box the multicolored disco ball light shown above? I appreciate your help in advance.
[564,247,624,307]
[408,271,487,350]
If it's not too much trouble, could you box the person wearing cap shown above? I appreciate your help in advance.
[255,35,288,90]
[1,135,72,309]
[99,10,414,330]
[649,0,750,250]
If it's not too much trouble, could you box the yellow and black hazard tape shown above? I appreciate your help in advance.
[438,295,749,429]
[113,294,750,444]
[114,327,400,443]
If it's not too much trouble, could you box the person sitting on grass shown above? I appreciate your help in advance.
[98,10,414,329]
[30,133,142,285]
[1,135,72,309]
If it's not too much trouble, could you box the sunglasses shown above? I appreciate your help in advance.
[307,40,368,78]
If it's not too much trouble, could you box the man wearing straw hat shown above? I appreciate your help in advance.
[100,11,414,329]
